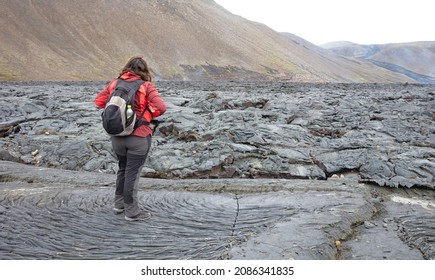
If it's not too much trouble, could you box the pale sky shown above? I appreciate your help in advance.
[214,0,434,45]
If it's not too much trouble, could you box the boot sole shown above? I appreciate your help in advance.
[113,207,125,214]
[125,213,151,221]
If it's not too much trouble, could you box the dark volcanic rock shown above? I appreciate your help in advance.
[0,81,433,188]
[1,161,434,260]
[0,81,434,260]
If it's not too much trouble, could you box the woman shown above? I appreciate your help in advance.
[95,56,167,221]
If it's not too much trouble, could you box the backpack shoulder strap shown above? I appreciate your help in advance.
[115,79,143,101]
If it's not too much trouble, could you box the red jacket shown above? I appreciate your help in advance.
[94,72,167,137]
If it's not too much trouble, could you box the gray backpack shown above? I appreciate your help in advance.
[101,79,144,136]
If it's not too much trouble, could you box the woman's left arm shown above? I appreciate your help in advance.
[94,80,117,108]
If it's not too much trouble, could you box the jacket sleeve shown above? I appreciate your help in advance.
[94,80,117,108]
[144,83,167,118]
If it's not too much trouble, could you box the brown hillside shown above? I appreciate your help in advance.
[0,0,412,82]
[324,41,435,83]
[370,42,435,77]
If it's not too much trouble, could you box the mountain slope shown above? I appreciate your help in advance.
[323,41,435,83]
[0,0,413,82]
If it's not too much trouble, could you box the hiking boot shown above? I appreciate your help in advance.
[113,207,125,214]
[125,211,151,222]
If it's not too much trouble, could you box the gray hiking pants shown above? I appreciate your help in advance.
[111,135,151,217]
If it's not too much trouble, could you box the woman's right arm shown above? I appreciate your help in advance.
[145,83,167,118]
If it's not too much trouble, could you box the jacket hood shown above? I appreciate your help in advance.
[119,71,142,81]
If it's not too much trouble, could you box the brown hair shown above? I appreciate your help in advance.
[119,56,152,81]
